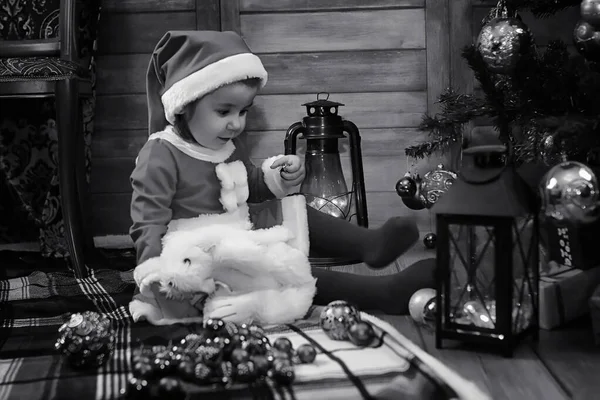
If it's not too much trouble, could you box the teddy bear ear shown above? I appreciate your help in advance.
[193,244,216,255]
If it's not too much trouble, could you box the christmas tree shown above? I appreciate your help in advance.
[405,0,600,166]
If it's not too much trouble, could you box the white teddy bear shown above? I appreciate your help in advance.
[129,207,317,326]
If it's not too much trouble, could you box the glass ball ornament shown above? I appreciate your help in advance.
[395,173,418,198]
[120,377,150,399]
[348,321,376,347]
[319,300,361,341]
[158,377,185,399]
[408,288,437,324]
[422,298,437,330]
[540,161,600,225]
[55,311,115,369]
[295,344,317,363]
[423,232,437,249]
[419,165,457,209]
[476,17,531,74]
[581,0,600,27]
[397,174,426,210]
[573,20,600,62]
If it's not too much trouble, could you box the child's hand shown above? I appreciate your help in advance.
[271,155,305,187]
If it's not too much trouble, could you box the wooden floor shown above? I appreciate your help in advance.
[330,246,600,400]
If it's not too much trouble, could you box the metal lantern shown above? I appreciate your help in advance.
[432,144,539,357]
[284,93,368,265]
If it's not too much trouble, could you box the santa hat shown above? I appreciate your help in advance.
[146,30,268,135]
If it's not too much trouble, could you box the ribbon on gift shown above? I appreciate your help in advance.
[539,266,600,330]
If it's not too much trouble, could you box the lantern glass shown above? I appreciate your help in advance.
[444,216,536,336]
[301,149,351,219]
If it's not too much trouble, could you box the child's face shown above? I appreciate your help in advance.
[182,82,259,150]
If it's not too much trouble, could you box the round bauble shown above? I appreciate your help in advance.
[419,165,457,209]
[423,233,437,249]
[395,174,418,198]
[319,300,361,341]
[348,321,376,347]
[581,0,600,27]
[540,161,600,225]
[477,17,531,74]
[408,288,437,324]
[574,20,600,62]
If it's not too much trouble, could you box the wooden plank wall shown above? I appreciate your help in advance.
[91,0,533,238]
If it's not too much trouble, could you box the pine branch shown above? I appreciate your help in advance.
[408,0,600,164]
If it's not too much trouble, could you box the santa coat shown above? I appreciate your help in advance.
[129,126,313,325]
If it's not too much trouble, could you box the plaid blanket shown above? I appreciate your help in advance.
[0,267,488,400]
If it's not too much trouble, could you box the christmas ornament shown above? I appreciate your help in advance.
[236,361,258,382]
[194,362,213,383]
[347,321,376,347]
[423,232,437,249]
[422,298,437,330]
[55,311,115,369]
[395,173,418,198]
[574,20,600,62]
[273,337,294,354]
[230,348,250,365]
[124,319,324,394]
[408,288,437,324]
[586,147,600,167]
[158,377,185,399]
[250,354,271,377]
[177,359,195,380]
[419,165,457,209]
[477,16,531,74]
[397,173,426,210]
[581,0,600,27]
[295,344,317,363]
[120,377,150,399]
[270,363,295,385]
[540,132,566,166]
[540,161,600,224]
[319,300,362,341]
[217,360,235,385]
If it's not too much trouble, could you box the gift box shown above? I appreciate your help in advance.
[539,266,600,330]
[590,284,600,345]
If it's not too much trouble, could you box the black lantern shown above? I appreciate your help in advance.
[432,144,539,357]
[285,93,368,266]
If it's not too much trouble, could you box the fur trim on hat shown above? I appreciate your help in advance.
[162,53,267,124]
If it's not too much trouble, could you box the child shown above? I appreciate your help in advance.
[130,30,435,319]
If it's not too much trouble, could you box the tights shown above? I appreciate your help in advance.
[306,206,436,315]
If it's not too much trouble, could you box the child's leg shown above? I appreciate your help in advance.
[311,258,436,315]
[306,206,419,269]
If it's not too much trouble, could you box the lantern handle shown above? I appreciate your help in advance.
[317,92,330,101]
[284,121,305,155]
[343,119,369,228]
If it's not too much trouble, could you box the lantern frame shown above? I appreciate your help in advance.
[284,93,368,266]
[432,145,540,357]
